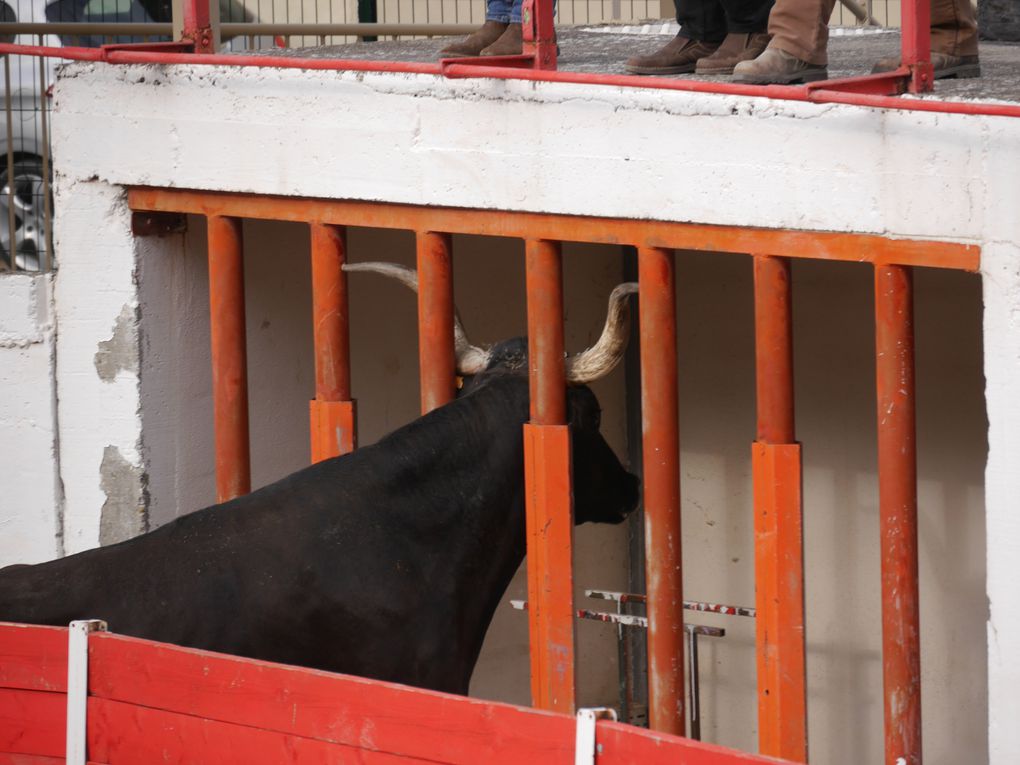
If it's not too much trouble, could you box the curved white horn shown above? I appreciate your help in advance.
[342,261,491,375]
[564,282,639,384]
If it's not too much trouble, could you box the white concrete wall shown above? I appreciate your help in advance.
[0,274,61,566]
[37,61,1018,762]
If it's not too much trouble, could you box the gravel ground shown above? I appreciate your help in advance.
[255,25,1020,102]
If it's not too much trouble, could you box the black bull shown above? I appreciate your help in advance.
[0,356,639,694]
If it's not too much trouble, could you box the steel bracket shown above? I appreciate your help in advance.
[132,211,188,237]
[101,40,196,55]
[806,68,909,97]
[440,54,535,77]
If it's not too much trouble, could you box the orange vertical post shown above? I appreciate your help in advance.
[638,246,684,736]
[523,238,575,714]
[752,251,807,763]
[874,265,921,765]
[416,232,457,415]
[207,215,251,502]
[309,222,356,462]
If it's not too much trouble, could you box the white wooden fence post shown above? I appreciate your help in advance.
[66,620,107,765]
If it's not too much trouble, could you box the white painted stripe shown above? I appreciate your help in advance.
[575,707,617,765]
[66,620,107,765]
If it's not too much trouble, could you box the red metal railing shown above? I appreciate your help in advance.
[0,621,791,764]
[126,187,978,765]
[2,41,1019,119]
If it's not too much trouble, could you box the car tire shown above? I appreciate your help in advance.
[0,156,49,272]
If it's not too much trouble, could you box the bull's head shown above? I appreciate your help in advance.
[344,262,640,526]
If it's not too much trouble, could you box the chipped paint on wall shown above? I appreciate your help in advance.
[98,445,149,546]
[94,304,139,382]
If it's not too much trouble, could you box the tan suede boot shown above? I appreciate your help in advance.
[625,34,720,75]
[695,32,772,75]
[871,51,980,78]
[481,24,524,56]
[439,20,509,58]
[732,46,827,84]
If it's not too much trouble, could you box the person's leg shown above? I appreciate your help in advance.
[480,0,559,56]
[694,0,772,74]
[930,0,979,55]
[871,0,980,77]
[438,0,510,57]
[765,0,835,64]
[731,0,833,82]
[624,0,726,74]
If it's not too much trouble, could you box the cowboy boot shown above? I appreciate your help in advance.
[625,33,720,75]
[481,23,524,56]
[695,32,772,75]
[440,20,510,58]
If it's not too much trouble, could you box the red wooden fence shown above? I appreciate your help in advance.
[0,621,789,764]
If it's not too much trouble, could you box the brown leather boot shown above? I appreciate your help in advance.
[439,20,509,58]
[695,32,772,75]
[871,51,980,79]
[481,23,524,56]
[625,34,720,75]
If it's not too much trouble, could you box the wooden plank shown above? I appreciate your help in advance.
[0,755,64,765]
[0,688,65,758]
[0,624,68,693]
[88,633,574,764]
[86,698,436,764]
[596,720,791,765]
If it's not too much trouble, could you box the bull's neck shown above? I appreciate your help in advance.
[371,376,533,679]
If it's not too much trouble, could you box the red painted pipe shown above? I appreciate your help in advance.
[3,43,1018,119]
[416,231,456,414]
[900,0,934,92]
[754,256,795,445]
[874,265,921,765]
[207,215,251,502]
[310,223,351,402]
[525,239,566,426]
[752,254,807,762]
[523,238,575,713]
[637,246,684,737]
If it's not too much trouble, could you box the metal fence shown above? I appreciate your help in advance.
[0,0,896,273]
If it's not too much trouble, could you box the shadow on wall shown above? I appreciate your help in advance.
[673,252,986,762]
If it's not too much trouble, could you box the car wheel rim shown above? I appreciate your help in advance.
[0,172,46,271]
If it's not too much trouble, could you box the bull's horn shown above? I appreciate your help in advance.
[564,282,639,384]
[342,261,491,375]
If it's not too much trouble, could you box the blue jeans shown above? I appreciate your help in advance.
[487,0,556,24]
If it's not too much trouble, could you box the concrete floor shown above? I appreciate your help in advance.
[264,26,1020,102]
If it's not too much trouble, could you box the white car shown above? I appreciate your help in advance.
[1,0,260,270]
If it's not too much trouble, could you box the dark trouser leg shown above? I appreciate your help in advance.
[721,0,773,33]
[675,0,729,42]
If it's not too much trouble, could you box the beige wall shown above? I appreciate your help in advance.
[139,221,986,761]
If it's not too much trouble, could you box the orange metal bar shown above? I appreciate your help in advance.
[875,265,921,765]
[416,232,457,414]
[753,443,806,762]
[754,257,796,445]
[309,222,356,462]
[752,255,807,761]
[523,423,575,713]
[207,215,251,502]
[127,189,980,273]
[637,246,684,736]
[525,240,567,425]
[523,239,574,713]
